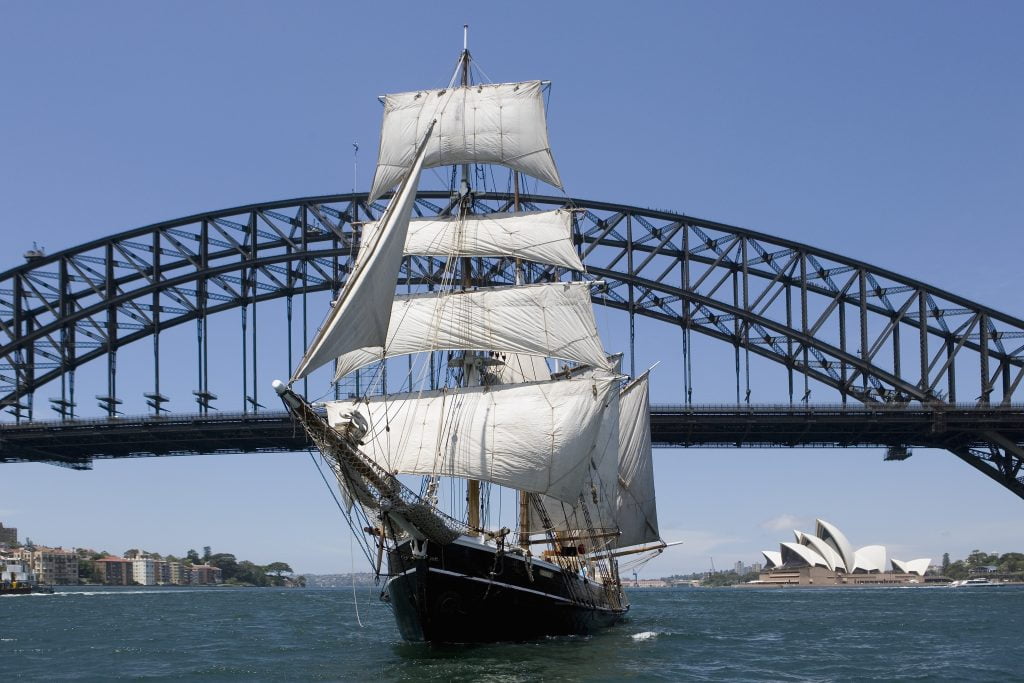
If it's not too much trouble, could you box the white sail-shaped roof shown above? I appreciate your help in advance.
[614,373,660,548]
[891,558,930,576]
[853,545,887,573]
[815,519,856,575]
[370,81,563,201]
[291,130,430,381]
[324,376,618,504]
[332,282,612,380]
[780,542,829,569]
[360,210,584,272]
[762,550,783,569]
[796,531,847,572]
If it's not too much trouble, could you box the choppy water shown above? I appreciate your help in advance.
[3,585,1022,680]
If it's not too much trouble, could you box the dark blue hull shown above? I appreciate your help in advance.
[384,537,627,643]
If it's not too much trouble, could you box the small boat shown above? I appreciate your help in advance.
[1,561,52,595]
[950,577,1001,587]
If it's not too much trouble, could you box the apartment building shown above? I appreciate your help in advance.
[13,546,79,585]
[95,557,134,585]
[190,564,223,585]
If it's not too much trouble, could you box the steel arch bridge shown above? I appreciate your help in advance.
[2,192,1023,497]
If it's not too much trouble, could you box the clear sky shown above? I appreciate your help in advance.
[1,1,1022,576]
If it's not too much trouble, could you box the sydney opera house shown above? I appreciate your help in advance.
[758,519,932,586]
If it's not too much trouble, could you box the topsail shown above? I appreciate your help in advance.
[359,209,584,272]
[369,81,562,202]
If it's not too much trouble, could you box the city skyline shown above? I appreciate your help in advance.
[1,2,1022,575]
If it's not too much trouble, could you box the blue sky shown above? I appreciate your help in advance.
[1,1,1022,575]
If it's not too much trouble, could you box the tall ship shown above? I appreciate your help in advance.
[274,32,665,643]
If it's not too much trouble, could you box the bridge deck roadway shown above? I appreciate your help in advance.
[2,404,1022,469]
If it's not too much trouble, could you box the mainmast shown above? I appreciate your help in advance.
[458,25,482,536]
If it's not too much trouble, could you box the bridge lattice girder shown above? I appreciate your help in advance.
[1,193,1022,497]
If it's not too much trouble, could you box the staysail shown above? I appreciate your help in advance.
[369,81,562,202]
[291,125,432,381]
[359,210,584,272]
[324,377,618,504]
[332,282,612,380]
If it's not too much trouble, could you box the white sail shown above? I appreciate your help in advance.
[332,282,611,380]
[527,372,658,547]
[527,380,620,537]
[369,81,562,202]
[291,127,431,381]
[490,353,551,385]
[325,377,618,504]
[614,373,660,548]
[359,210,584,272]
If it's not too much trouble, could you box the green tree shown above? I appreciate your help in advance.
[264,562,293,577]
[186,549,200,563]
[941,552,950,574]
[208,553,238,580]
[966,550,997,568]
[946,560,969,580]
[232,561,267,586]
[997,552,1024,573]
[202,546,212,562]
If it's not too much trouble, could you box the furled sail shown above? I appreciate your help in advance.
[369,81,562,202]
[614,373,660,548]
[291,126,432,381]
[332,282,612,380]
[324,377,618,504]
[359,210,584,272]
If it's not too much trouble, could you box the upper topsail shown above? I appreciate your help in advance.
[291,124,433,382]
[369,81,563,202]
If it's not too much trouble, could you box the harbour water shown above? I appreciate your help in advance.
[4,585,1022,680]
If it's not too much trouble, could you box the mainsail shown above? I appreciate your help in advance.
[291,125,432,381]
[528,372,660,548]
[369,81,562,202]
[324,376,618,504]
[359,210,584,272]
[332,282,612,380]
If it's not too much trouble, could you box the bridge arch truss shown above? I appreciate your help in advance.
[1,192,1022,495]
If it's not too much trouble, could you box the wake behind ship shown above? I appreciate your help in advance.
[276,30,666,644]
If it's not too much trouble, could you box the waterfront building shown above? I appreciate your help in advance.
[190,564,223,585]
[153,559,170,584]
[0,522,17,546]
[132,558,157,586]
[12,546,79,585]
[168,561,190,585]
[95,557,134,585]
[759,519,932,586]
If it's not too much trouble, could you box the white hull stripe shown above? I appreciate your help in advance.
[385,553,623,613]
[428,567,573,603]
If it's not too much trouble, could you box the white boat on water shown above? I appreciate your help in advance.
[949,578,1002,587]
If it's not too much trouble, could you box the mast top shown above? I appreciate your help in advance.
[463,24,468,51]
